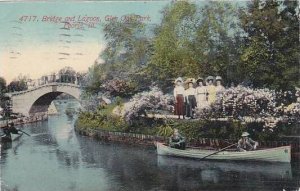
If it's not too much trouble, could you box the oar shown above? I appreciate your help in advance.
[200,143,238,160]
[17,129,30,136]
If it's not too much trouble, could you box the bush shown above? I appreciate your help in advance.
[154,119,284,142]
[103,79,138,97]
[76,104,129,132]
[122,86,173,122]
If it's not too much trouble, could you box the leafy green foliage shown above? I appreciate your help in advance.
[239,0,299,90]
[76,104,128,131]
[7,74,28,92]
[58,66,77,83]
[147,1,242,90]
[157,124,173,137]
[84,14,153,96]
[0,77,6,94]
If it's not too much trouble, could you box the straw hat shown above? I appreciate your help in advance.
[216,76,222,81]
[185,78,196,84]
[174,77,183,83]
[241,132,250,137]
[206,76,214,83]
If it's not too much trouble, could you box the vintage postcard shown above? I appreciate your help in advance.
[0,0,299,191]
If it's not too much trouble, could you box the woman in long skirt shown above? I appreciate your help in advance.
[173,77,185,119]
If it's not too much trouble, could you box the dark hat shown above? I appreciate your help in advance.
[196,77,204,84]
[206,76,214,83]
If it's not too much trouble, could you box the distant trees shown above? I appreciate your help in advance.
[0,77,7,108]
[58,66,77,83]
[7,74,29,92]
[0,77,6,94]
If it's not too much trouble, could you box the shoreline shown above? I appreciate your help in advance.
[0,112,48,128]
[74,125,300,160]
[74,126,166,148]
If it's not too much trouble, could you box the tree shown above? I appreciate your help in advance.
[0,77,6,94]
[193,2,243,85]
[0,77,7,108]
[240,0,299,90]
[101,14,152,78]
[147,1,242,90]
[83,63,105,94]
[147,1,198,91]
[85,14,153,96]
[7,74,29,92]
[58,66,76,83]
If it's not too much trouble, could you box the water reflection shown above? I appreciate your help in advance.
[157,156,292,179]
[157,156,295,190]
[0,100,299,191]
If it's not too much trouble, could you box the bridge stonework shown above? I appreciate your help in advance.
[7,83,81,116]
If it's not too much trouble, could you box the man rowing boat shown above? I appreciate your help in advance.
[237,132,258,152]
[169,129,186,150]
[2,122,21,138]
[8,122,20,134]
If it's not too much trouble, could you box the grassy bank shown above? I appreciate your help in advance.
[75,104,299,142]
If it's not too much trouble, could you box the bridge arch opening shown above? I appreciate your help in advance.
[10,83,81,116]
[28,91,79,115]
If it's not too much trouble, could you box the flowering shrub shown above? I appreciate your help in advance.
[80,93,99,112]
[195,86,299,128]
[102,79,137,97]
[283,102,300,119]
[123,86,173,122]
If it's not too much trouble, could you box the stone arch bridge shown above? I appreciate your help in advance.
[6,83,81,116]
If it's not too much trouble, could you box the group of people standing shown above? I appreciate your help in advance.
[173,76,225,119]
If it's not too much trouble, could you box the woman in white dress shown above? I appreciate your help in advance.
[206,76,216,104]
[195,77,208,109]
[215,76,225,103]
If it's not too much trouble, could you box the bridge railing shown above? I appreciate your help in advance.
[5,82,81,97]
[26,74,83,90]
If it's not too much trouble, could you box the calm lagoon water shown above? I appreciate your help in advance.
[1,101,299,191]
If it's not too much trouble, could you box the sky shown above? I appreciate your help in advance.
[0,0,170,83]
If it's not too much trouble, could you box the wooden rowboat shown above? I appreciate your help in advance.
[156,142,291,163]
[0,133,23,143]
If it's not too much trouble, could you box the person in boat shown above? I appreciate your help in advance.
[8,122,20,134]
[169,128,186,150]
[2,126,12,140]
[2,122,20,137]
[173,77,185,119]
[237,132,258,152]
